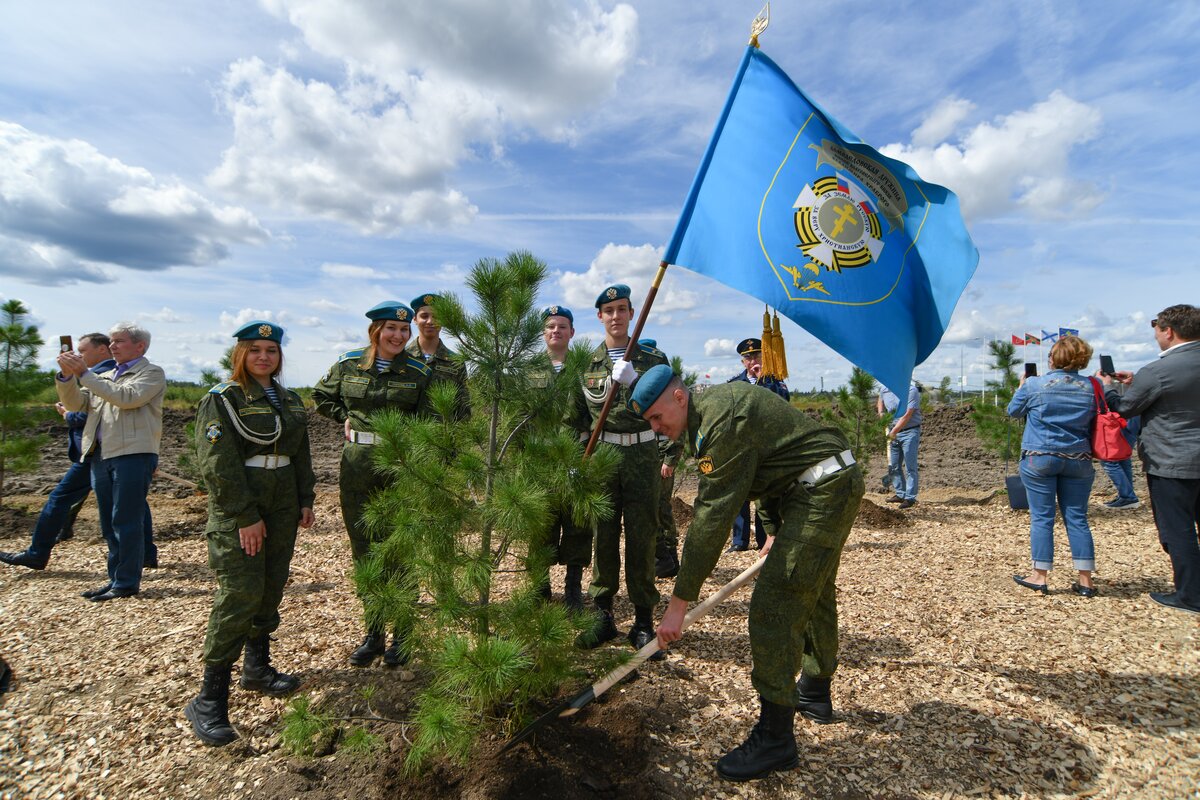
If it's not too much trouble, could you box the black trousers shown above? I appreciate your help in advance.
[1146,474,1200,608]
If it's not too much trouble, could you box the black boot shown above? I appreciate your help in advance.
[628,606,664,661]
[184,665,238,746]
[383,628,410,667]
[240,635,301,696]
[349,630,386,667]
[794,674,834,724]
[655,548,679,579]
[716,698,799,781]
[563,565,585,613]
[576,596,620,649]
[0,550,48,571]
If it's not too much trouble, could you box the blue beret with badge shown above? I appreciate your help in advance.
[638,338,657,348]
[365,300,413,322]
[410,293,441,312]
[626,363,675,415]
[736,338,763,356]
[595,283,632,309]
[233,320,284,343]
[543,305,574,325]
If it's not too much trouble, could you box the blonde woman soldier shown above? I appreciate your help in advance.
[185,321,316,747]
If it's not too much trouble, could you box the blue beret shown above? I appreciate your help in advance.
[638,338,657,348]
[595,284,632,308]
[233,320,283,343]
[365,301,413,322]
[737,338,762,356]
[543,305,574,325]
[627,364,675,416]
[410,293,440,311]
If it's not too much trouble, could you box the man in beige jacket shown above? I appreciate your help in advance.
[57,322,165,602]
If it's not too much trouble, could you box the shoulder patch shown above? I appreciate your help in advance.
[338,347,367,364]
[405,356,432,376]
[208,381,236,395]
[638,342,665,359]
[204,421,223,443]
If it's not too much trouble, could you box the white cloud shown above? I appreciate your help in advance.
[880,91,1104,220]
[558,243,701,315]
[0,122,268,286]
[320,262,389,280]
[295,316,323,327]
[704,338,735,357]
[209,1,638,232]
[138,307,191,323]
[911,97,976,148]
[308,298,346,312]
[219,308,283,329]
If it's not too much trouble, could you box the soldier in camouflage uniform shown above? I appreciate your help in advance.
[184,322,316,747]
[566,284,672,656]
[313,301,433,667]
[638,339,683,579]
[630,365,864,782]
[406,293,470,420]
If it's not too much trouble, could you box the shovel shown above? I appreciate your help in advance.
[501,553,768,753]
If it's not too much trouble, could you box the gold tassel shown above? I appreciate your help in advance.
[760,306,776,379]
[771,312,788,380]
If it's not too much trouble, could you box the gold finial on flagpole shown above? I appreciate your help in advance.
[749,3,769,48]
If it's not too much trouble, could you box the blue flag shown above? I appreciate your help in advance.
[663,46,978,398]
[1041,329,1059,343]
[1059,327,1080,338]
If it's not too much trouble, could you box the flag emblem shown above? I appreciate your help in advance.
[793,173,884,275]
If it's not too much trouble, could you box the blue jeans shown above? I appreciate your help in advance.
[27,459,94,562]
[1020,453,1095,571]
[887,427,921,500]
[91,452,156,591]
[1101,458,1138,503]
[731,501,766,549]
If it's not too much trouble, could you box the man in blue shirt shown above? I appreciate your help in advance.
[878,382,923,509]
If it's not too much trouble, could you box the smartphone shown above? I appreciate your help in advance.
[59,335,72,354]
[1024,362,1038,378]
[1099,354,1115,376]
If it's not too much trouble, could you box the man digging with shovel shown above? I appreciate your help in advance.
[627,364,864,781]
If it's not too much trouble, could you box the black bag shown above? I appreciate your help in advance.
[1005,475,1029,510]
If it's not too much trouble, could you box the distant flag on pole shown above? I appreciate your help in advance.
[1024,333,1041,345]
[1041,329,1059,343]
[662,44,978,402]
[1011,334,1025,345]
[1059,327,1080,338]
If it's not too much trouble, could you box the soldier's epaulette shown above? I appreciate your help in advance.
[405,356,432,376]
[338,347,367,364]
[208,381,237,395]
[638,342,666,359]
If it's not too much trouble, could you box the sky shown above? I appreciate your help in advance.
[2,1,1197,390]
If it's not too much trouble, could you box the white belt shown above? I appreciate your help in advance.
[349,430,377,445]
[598,430,658,447]
[245,454,291,469]
[797,449,856,486]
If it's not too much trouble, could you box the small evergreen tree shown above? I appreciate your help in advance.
[938,375,954,404]
[358,251,621,772]
[821,366,887,469]
[0,299,46,506]
[971,340,1023,462]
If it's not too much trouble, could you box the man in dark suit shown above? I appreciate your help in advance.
[1,333,115,571]
[1101,304,1200,615]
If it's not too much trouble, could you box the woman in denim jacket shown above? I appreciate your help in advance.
[1007,336,1099,596]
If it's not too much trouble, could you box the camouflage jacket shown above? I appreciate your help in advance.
[405,338,470,419]
[312,348,433,430]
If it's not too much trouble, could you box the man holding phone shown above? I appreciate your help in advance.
[0,334,115,572]
[1100,305,1200,615]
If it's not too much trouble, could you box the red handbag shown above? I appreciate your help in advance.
[1089,378,1132,461]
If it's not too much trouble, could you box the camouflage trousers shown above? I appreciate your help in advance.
[338,443,391,565]
[591,440,661,609]
[656,469,678,558]
[202,503,299,666]
[749,466,864,706]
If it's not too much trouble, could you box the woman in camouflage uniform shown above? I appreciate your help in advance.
[312,301,433,667]
[184,321,316,747]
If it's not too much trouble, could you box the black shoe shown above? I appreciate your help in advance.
[88,587,139,603]
[628,622,665,662]
[794,675,834,724]
[55,526,75,544]
[577,605,621,649]
[80,583,113,599]
[240,635,301,696]
[0,551,48,571]
[716,699,799,781]
[885,495,904,504]
[563,565,585,614]
[655,550,679,579]
[349,632,386,666]
[1149,591,1200,616]
[383,631,409,667]
[726,544,749,553]
[145,557,159,569]
[185,665,238,746]
[1013,575,1049,595]
[1071,582,1098,598]
[898,499,916,509]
